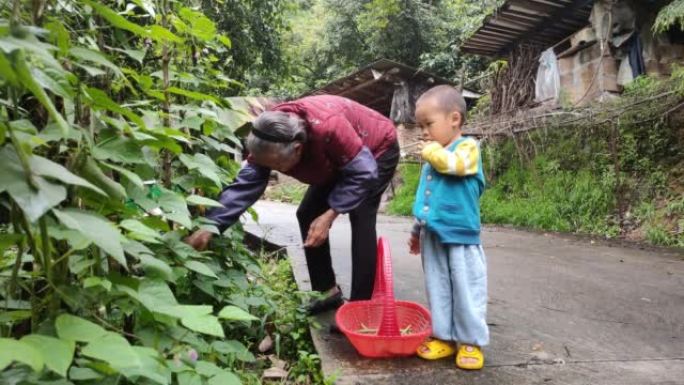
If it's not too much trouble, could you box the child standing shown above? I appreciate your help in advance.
[408,85,488,370]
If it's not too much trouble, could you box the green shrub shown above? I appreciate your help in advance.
[386,163,421,216]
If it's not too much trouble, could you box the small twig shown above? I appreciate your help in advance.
[90,312,141,341]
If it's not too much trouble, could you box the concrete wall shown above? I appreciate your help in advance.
[558,44,620,106]
[556,0,684,107]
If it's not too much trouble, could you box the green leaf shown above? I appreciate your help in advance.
[158,188,192,228]
[181,315,224,338]
[85,0,149,37]
[178,154,222,188]
[124,346,170,384]
[184,260,217,278]
[149,26,184,43]
[178,8,216,41]
[44,21,71,54]
[1,299,30,311]
[138,279,178,310]
[122,49,146,64]
[154,305,212,319]
[218,306,258,322]
[77,156,126,200]
[84,277,112,291]
[68,367,103,380]
[137,254,174,281]
[86,87,144,128]
[211,340,255,363]
[0,311,31,324]
[170,16,190,35]
[0,35,60,68]
[82,333,141,370]
[0,234,23,256]
[123,239,154,258]
[9,177,67,223]
[0,144,67,222]
[9,119,38,134]
[21,335,75,377]
[52,209,126,267]
[13,50,70,136]
[74,63,107,77]
[195,361,223,377]
[68,254,95,274]
[178,372,202,385]
[32,67,73,99]
[218,35,232,48]
[186,195,223,207]
[120,219,161,243]
[167,87,223,105]
[51,226,91,250]
[69,47,123,78]
[92,139,147,166]
[0,52,19,87]
[101,162,144,188]
[31,155,106,195]
[55,314,108,342]
[0,338,44,372]
[208,371,241,385]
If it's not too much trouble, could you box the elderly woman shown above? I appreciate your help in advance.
[186,95,399,314]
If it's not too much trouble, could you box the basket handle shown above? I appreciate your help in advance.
[373,237,401,336]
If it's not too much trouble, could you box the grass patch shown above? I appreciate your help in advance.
[386,163,421,216]
[265,183,307,204]
[480,157,620,236]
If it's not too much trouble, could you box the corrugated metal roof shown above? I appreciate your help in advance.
[461,0,594,57]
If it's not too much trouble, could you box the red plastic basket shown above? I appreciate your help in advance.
[335,237,432,358]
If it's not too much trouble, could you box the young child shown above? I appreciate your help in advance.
[408,85,488,370]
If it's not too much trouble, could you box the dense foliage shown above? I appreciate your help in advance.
[275,0,502,95]
[0,1,324,384]
[654,0,684,33]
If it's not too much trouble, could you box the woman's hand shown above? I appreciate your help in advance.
[185,229,214,251]
[304,209,338,248]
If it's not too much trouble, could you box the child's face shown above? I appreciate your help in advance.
[415,97,462,147]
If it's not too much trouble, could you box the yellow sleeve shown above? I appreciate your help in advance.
[421,139,480,176]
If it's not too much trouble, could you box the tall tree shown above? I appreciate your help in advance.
[201,0,290,93]
[277,0,503,95]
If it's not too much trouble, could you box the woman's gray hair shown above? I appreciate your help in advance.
[246,111,308,159]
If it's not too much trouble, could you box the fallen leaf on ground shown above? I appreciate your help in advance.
[262,366,288,379]
[258,335,273,353]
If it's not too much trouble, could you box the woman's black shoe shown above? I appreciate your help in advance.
[306,289,344,315]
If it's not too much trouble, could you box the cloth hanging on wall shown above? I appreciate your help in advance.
[628,31,646,78]
[534,48,560,103]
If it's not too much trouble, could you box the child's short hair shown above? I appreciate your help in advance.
[417,85,467,124]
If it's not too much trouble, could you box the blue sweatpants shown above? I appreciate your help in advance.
[421,229,489,346]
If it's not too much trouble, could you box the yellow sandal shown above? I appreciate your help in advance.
[416,339,456,360]
[456,344,484,370]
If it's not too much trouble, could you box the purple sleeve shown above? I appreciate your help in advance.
[327,146,378,213]
[206,163,270,232]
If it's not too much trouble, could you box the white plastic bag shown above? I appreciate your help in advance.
[535,48,560,103]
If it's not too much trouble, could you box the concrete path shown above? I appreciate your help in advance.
[245,201,684,385]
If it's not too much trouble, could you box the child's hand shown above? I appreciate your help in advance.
[408,234,420,255]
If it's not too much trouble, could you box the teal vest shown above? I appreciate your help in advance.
[412,138,485,245]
